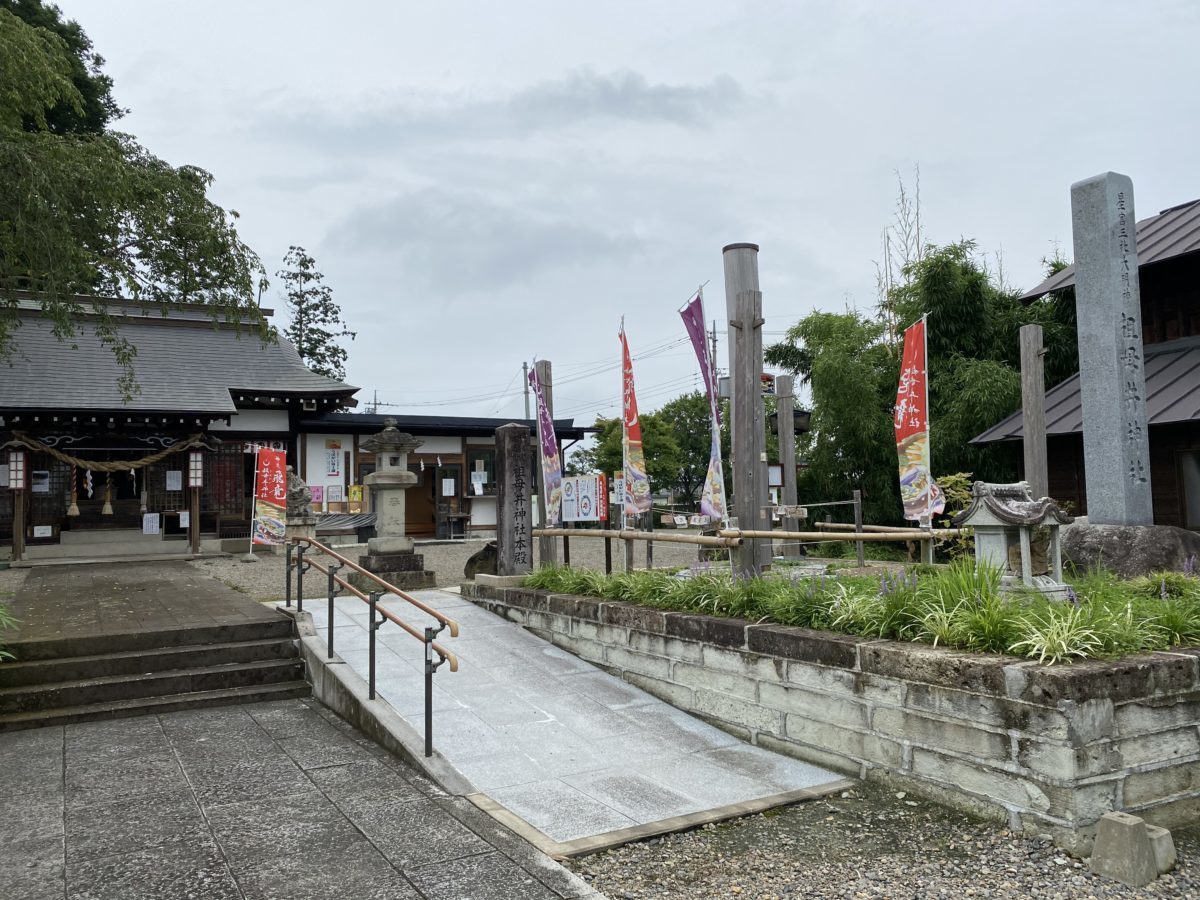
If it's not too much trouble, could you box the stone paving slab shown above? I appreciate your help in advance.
[306,588,845,850]
[0,699,601,900]
[7,560,281,645]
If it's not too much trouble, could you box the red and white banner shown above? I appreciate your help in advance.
[252,447,288,545]
[895,317,944,522]
[620,325,652,520]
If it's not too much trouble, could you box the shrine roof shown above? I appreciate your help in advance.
[0,308,356,415]
[972,335,1200,444]
[1020,198,1200,300]
[299,411,589,441]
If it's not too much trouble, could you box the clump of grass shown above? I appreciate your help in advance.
[1010,604,1103,665]
[0,602,17,662]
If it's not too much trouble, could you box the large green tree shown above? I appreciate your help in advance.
[278,246,355,381]
[568,413,682,497]
[768,242,1077,525]
[0,3,268,396]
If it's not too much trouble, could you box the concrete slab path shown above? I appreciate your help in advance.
[306,589,846,854]
[0,698,601,900]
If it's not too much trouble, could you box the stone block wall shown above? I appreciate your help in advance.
[463,583,1200,852]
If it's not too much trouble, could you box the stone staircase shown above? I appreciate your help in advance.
[0,617,309,731]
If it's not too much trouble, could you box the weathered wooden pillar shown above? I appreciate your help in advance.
[1020,323,1049,500]
[729,285,772,577]
[776,374,801,557]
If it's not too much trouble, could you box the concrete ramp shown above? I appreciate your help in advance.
[308,588,851,856]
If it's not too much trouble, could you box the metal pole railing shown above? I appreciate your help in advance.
[853,489,865,568]
[295,543,307,614]
[368,590,382,700]
[424,623,446,758]
[285,543,294,608]
[326,561,342,660]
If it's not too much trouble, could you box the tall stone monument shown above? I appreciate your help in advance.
[352,418,435,591]
[494,423,534,579]
[1070,172,1153,525]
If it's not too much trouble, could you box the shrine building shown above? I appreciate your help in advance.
[0,295,355,561]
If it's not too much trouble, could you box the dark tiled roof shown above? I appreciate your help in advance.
[0,311,356,414]
[1020,199,1200,300]
[972,337,1200,443]
[301,411,588,440]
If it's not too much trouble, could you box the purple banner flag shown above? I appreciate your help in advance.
[679,292,727,523]
[528,365,562,527]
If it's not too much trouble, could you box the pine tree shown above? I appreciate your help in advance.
[277,246,355,380]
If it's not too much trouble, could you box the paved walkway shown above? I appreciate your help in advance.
[0,699,600,900]
[7,561,279,646]
[307,589,844,852]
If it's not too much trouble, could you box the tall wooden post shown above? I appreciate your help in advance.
[533,359,558,566]
[189,486,201,555]
[11,489,25,563]
[1020,323,1049,500]
[730,287,772,577]
[723,243,761,428]
[776,374,801,557]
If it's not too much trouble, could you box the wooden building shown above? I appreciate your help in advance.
[973,199,1200,527]
[0,296,356,558]
[296,412,588,538]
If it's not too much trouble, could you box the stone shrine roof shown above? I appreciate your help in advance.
[952,481,1073,527]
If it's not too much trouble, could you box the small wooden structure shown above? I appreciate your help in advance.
[953,481,1074,597]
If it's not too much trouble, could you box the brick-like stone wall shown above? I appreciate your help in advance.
[463,583,1200,852]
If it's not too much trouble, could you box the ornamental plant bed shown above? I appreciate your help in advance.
[523,560,1200,665]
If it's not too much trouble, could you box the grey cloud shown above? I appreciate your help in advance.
[263,70,745,151]
[329,187,644,292]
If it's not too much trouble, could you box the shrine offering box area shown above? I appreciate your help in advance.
[463,582,1200,853]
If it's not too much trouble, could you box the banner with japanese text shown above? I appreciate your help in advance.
[620,325,652,518]
[252,447,288,545]
[528,364,562,526]
[680,292,727,523]
[895,317,945,522]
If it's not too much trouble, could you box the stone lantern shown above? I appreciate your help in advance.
[352,418,435,590]
[953,481,1074,598]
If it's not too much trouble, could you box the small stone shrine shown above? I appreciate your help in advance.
[953,481,1073,598]
[351,418,435,591]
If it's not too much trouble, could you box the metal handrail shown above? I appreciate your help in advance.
[294,537,460,638]
[283,535,459,757]
[303,556,458,672]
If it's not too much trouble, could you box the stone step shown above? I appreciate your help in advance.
[60,529,169,546]
[0,637,299,688]
[0,658,305,715]
[0,681,311,733]
[7,617,295,662]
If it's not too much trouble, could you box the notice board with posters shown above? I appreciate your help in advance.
[560,474,608,523]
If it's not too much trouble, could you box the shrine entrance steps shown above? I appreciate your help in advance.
[0,562,308,731]
[17,527,196,564]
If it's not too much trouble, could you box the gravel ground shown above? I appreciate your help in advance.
[0,565,27,601]
[186,537,706,602]
[569,782,1198,899]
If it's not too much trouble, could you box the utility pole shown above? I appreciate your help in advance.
[710,321,719,377]
[522,361,531,421]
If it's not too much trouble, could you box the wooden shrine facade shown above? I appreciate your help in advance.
[1,295,357,557]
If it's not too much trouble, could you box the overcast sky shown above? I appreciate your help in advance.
[66,0,1200,424]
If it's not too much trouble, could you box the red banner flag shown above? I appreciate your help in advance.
[620,325,651,519]
[895,317,944,522]
[252,447,288,545]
